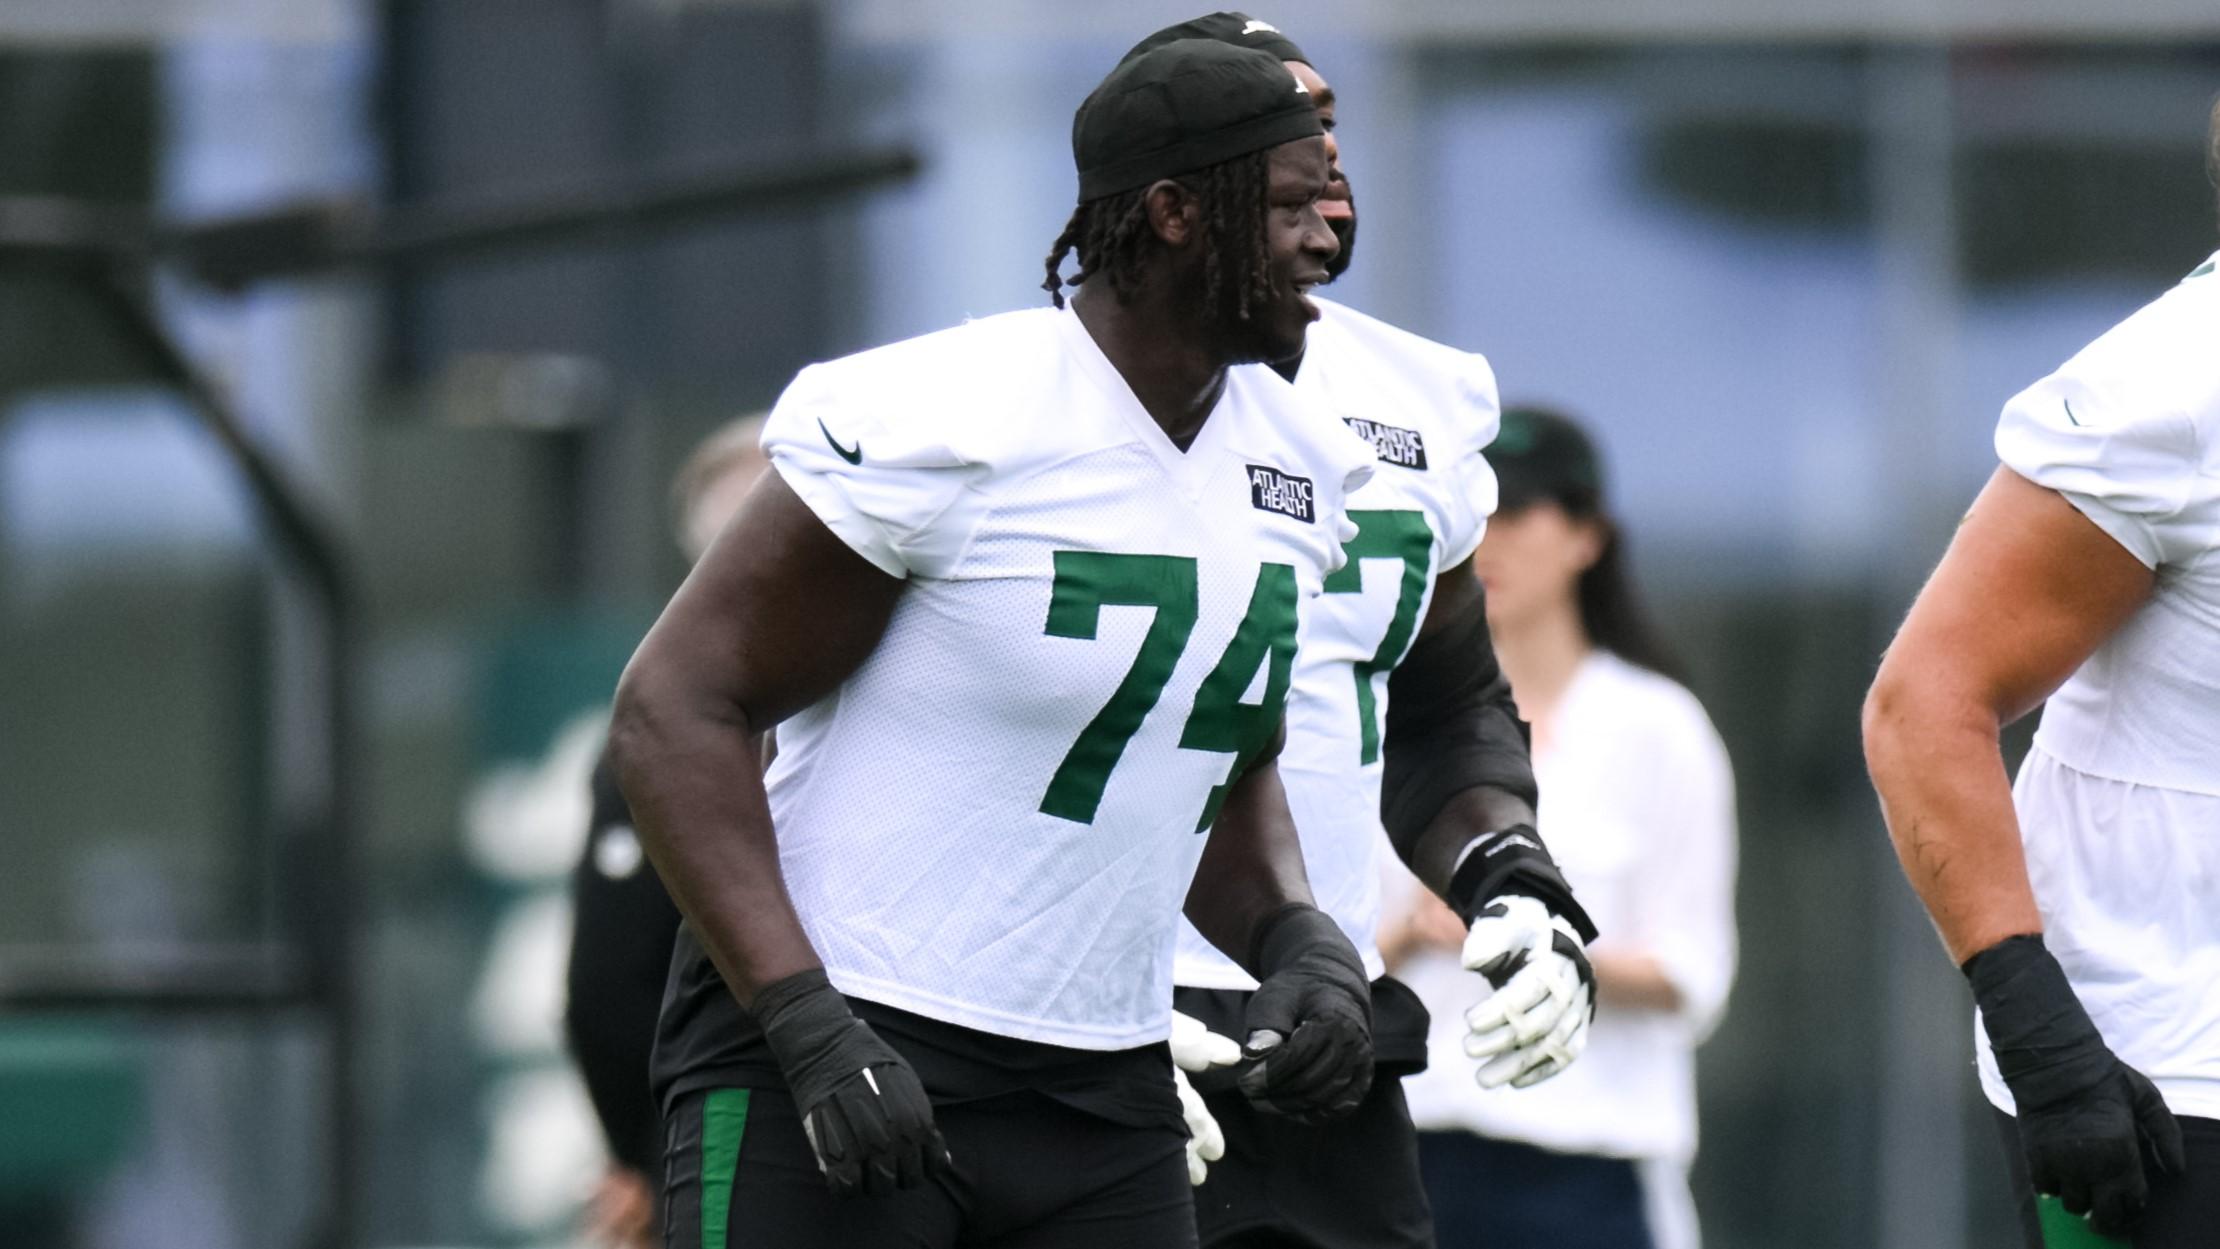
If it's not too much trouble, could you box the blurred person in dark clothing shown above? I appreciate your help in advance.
[564,415,768,1249]
[1115,18,1599,1249]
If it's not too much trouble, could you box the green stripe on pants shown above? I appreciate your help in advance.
[701,1090,752,1249]
[2036,1195,2129,1247]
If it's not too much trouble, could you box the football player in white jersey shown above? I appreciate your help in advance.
[613,41,1385,1249]
[1865,119,2220,1248]
[1119,16,1602,1249]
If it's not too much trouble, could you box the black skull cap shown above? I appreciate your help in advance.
[1121,12,1311,68]
[1073,37,1322,202]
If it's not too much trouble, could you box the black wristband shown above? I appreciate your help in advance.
[755,968,887,1090]
[1963,934,2114,1098]
[1443,824,1600,942]
[1249,904,1356,978]
[754,966,841,1032]
[750,967,950,1197]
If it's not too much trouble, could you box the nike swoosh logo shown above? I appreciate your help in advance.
[2064,399,2085,427]
[2191,259,2215,279]
[817,418,862,465]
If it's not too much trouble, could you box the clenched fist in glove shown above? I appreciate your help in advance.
[1445,824,1599,1090]
[1460,894,1595,1088]
[1238,904,1375,1122]
[756,968,954,1198]
[1969,934,2182,1239]
[1169,1010,1242,1185]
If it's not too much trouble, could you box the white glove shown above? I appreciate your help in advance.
[1460,894,1594,1089]
[1169,1010,1241,1185]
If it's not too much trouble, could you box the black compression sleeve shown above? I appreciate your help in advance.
[565,750,685,1177]
[1379,590,1538,864]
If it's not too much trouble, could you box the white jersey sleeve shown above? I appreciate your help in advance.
[1994,253,2220,570]
[1308,299,1502,569]
[761,363,987,578]
[1437,351,1502,567]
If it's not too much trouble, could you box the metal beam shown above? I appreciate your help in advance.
[0,147,923,291]
[832,0,2220,44]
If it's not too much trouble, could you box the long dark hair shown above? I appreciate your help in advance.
[1041,148,1273,316]
[1494,405,1684,682]
[1571,520,1683,683]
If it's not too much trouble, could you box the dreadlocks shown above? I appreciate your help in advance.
[1041,149,1276,319]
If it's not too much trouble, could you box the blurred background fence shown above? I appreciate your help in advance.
[3,2,2217,1247]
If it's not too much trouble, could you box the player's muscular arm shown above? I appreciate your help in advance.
[609,469,904,1006]
[1867,465,2177,1236]
[1863,466,2153,964]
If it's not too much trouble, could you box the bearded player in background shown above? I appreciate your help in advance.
[1121,15,1602,1249]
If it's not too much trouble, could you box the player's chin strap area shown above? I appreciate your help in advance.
[1443,823,1600,943]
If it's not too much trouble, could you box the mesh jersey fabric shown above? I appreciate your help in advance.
[1978,250,2220,1122]
[652,305,1376,1107]
[1173,296,1502,990]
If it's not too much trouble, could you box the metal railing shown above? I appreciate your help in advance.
[0,144,919,1249]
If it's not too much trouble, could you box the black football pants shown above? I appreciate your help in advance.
[1995,1108,2220,1248]
[664,1085,1195,1249]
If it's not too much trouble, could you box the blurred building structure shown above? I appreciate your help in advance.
[3,2,2218,1246]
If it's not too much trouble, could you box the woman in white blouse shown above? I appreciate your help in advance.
[1864,226,2220,1248]
[1382,406,1737,1249]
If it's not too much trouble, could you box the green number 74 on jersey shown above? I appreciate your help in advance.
[1037,551,1296,832]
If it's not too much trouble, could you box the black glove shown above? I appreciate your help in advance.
[1236,904,1374,1122]
[755,968,953,1198]
[1967,934,2183,1237]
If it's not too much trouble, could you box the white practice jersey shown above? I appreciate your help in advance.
[1174,296,1502,988]
[761,306,1376,1050]
[1978,250,2220,1120]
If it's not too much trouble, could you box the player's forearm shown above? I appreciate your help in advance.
[609,659,820,1006]
[1862,670,2042,965]
[1401,785,1537,898]
[1590,950,1682,1012]
[1184,758,1320,980]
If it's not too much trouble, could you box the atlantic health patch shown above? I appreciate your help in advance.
[1342,417,1429,470]
[1247,463,1316,523]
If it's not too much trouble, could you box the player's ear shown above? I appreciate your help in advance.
[1144,179,1199,248]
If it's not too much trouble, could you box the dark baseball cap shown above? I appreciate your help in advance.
[1073,38,1322,202]
[1121,12,1310,69]
[1491,406,1605,513]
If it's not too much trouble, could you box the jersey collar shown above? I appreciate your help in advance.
[1052,303,1234,501]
